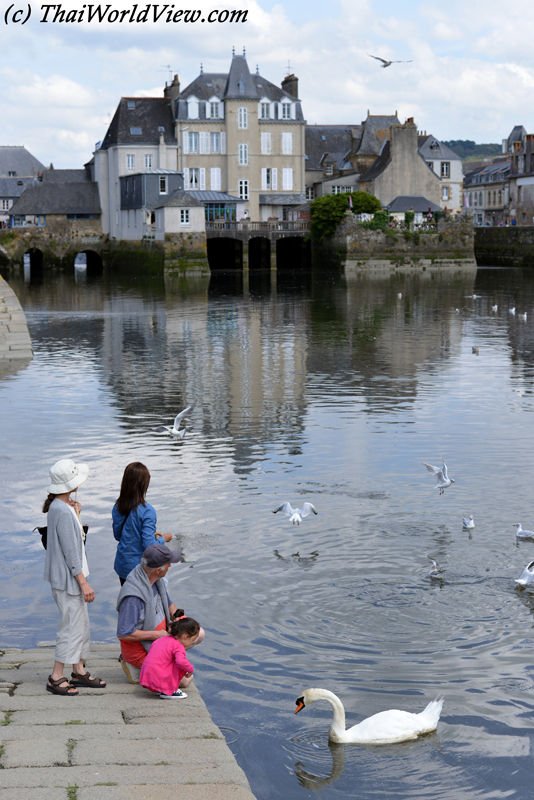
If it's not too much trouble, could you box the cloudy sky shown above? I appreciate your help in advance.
[2,0,533,168]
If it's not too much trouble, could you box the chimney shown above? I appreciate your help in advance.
[164,74,181,111]
[405,117,414,125]
[281,73,299,98]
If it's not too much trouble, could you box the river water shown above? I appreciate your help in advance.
[2,263,534,798]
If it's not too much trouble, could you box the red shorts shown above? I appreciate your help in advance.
[119,619,167,668]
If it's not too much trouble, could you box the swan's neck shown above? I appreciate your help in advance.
[314,690,346,742]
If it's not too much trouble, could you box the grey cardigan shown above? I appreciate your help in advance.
[116,564,171,652]
[43,499,85,595]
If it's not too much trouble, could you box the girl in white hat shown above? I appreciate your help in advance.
[42,459,106,695]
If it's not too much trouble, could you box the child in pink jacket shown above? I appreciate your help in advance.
[140,615,200,699]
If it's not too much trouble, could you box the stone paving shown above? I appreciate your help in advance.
[0,275,33,361]
[0,645,256,800]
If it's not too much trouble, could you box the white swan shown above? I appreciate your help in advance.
[294,689,444,744]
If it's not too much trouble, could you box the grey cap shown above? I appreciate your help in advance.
[143,544,182,568]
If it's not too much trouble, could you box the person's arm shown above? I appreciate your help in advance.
[175,647,194,674]
[56,508,84,577]
[118,628,168,642]
[75,572,94,603]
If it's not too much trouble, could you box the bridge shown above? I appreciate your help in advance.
[205,220,311,269]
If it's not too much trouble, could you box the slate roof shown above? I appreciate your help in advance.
[156,189,204,209]
[386,195,441,213]
[418,136,461,161]
[0,146,45,177]
[176,55,304,120]
[305,126,359,171]
[0,176,36,198]
[99,98,176,149]
[42,169,91,183]
[464,161,510,186]
[507,125,526,147]
[359,141,391,182]
[259,193,306,205]
[10,182,101,215]
[355,115,400,156]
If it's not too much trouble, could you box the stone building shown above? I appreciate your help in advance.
[119,170,184,238]
[464,161,510,226]
[358,119,440,207]
[304,125,360,199]
[507,127,534,226]
[417,135,463,211]
[0,146,46,226]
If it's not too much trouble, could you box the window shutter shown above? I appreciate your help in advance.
[200,168,206,190]
[282,132,293,154]
[199,132,205,154]
[283,168,293,190]
[221,132,226,154]
[261,132,271,155]
[182,131,189,154]
[210,167,221,191]
[270,102,276,120]
[183,168,189,189]
[261,168,267,191]
[272,168,277,191]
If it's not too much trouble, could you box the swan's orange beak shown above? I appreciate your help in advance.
[295,698,305,714]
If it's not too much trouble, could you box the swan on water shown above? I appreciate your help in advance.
[153,406,192,440]
[272,502,318,525]
[294,689,444,744]
[462,515,475,529]
[515,560,534,586]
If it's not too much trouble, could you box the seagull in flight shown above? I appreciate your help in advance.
[368,53,412,68]
[423,458,455,495]
[514,523,534,540]
[515,560,534,586]
[154,406,192,440]
[272,502,318,525]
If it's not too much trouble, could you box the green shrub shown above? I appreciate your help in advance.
[404,211,414,227]
[359,210,388,231]
[309,191,381,239]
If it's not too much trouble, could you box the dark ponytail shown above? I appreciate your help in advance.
[42,493,56,513]
[169,615,200,639]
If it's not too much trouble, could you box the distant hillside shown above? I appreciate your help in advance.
[442,140,502,162]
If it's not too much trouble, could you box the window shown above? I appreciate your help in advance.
[518,185,523,201]
[239,179,249,200]
[479,191,483,207]
[518,156,525,174]
[188,168,200,190]
[8,171,16,177]
[261,132,272,155]
[210,132,220,153]
[305,187,315,200]
[127,154,135,171]
[281,102,291,119]
[2,199,10,210]
[180,209,190,226]
[325,164,333,176]
[427,162,434,171]
[127,100,135,109]
[261,167,277,190]
[130,127,141,135]
[282,132,293,155]
[332,186,347,194]
[442,186,450,201]
[498,190,502,205]
[159,176,167,194]
[209,101,219,119]
[188,132,199,153]
[238,107,248,129]
[260,102,270,119]
[145,154,152,170]
[440,162,450,178]
[210,167,221,191]
[238,144,248,165]
[282,168,293,191]
[523,212,527,223]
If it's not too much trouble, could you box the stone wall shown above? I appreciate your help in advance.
[331,214,475,265]
[0,275,32,362]
[163,231,209,273]
[474,226,534,266]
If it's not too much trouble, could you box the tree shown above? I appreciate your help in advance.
[309,191,382,239]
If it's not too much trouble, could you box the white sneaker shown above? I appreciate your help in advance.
[159,689,187,699]
[120,658,140,685]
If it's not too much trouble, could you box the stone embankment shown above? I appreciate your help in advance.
[0,644,256,800]
[474,226,534,267]
[0,276,32,361]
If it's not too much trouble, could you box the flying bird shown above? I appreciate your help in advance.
[423,458,455,495]
[515,560,534,587]
[514,523,534,540]
[272,502,318,525]
[367,54,412,68]
[153,406,192,440]
[462,515,475,529]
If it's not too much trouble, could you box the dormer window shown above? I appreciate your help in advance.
[281,102,291,120]
[325,164,333,176]
[238,77,245,93]
[209,101,219,119]
[127,100,135,109]
[260,102,270,119]
[130,127,141,135]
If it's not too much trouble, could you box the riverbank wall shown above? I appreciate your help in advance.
[0,644,256,800]
[474,226,534,267]
[0,275,32,363]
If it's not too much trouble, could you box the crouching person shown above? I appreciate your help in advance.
[116,543,204,684]
[140,615,200,699]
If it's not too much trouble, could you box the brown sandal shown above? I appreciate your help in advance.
[46,675,78,696]
[70,670,106,688]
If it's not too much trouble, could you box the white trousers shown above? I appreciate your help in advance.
[51,588,91,664]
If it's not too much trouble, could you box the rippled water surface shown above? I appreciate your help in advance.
[3,264,534,798]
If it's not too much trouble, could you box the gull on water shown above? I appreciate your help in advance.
[472,346,479,355]
[428,560,442,578]
[510,307,516,315]
[273,502,318,525]
[492,305,498,312]
[153,406,192,440]
[397,293,402,299]
[514,523,534,539]
[367,53,413,68]
[423,459,455,495]
[519,312,527,320]
[462,515,475,529]
[454,308,459,314]
[515,560,534,586]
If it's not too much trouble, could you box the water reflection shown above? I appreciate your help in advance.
[294,743,345,791]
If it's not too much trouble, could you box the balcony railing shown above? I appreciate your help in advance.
[206,220,310,231]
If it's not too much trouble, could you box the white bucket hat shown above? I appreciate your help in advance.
[48,459,89,494]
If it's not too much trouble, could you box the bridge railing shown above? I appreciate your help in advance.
[206,221,310,232]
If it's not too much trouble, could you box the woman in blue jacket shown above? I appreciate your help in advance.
[112,462,172,585]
